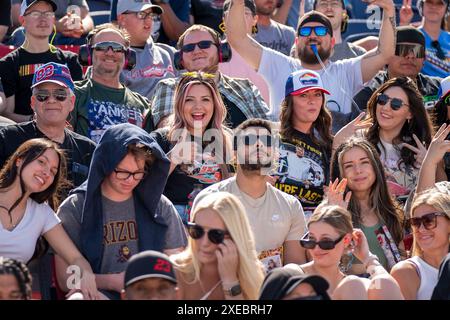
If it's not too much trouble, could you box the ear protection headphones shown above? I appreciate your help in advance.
[78,31,137,70]
[173,40,232,70]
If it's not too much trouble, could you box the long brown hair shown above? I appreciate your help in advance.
[366,77,433,169]
[279,94,333,156]
[330,137,405,244]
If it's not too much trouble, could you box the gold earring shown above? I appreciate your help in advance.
[252,25,258,34]
[219,21,226,33]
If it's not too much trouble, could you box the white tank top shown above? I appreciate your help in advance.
[408,256,439,300]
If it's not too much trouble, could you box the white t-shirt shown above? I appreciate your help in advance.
[192,177,307,254]
[0,198,60,263]
[258,47,364,121]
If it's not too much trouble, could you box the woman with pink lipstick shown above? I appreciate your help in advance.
[285,204,404,300]
[171,192,264,300]
[391,182,450,300]
[0,138,99,299]
[330,137,406,273]
[151,72,232,225]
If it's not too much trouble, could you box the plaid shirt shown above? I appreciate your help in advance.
[151,73,269,126]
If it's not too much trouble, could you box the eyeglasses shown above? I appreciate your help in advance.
[431,41,446,60]
[298,26,329,37]
[92,41,127,53]
[300,232,345,250]
[123,11,159,20]
[376,93,409,111]
[187,222,230,244]
[395,43,425,59]
[35,89,69,102]
[242,134,273,147]
[114,169,146,180]
[24,11,55,19]
[409,212,448,230]
[181,40,216,53]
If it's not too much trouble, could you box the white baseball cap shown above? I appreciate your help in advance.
[285,69,330,97]
[117,0,163,16]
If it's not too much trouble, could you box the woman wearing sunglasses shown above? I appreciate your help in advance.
[171,192,264,300]
[286,204,404,299]
[391,182,450,300]
[0,138,99,299]
[151,72,232,225]
[330,137,406,273]
[273,69,333,221]
[335,77,434,200]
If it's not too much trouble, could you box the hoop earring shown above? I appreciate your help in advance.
[219,21,226,33]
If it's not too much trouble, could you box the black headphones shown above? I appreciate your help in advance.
[78,31,137,71]
[173,40,232,70]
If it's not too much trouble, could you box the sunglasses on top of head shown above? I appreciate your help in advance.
[187,222,230,244]
[409,212,448,230]
[181,40,216,53]
[395,43,425,59]
[376,93,409,111]
[35,89,69,102]
[298,26,329,37]
[92,41,127,53]
[299,232,345,250]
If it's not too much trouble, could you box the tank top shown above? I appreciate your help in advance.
[408,256,439,300]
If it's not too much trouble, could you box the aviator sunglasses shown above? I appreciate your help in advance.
[376,93,409,111]
[187,222,230,244]
[409,212,448,230]
[35,89,69,102]
[300,232,345,250]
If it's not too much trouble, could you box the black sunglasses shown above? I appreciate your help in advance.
[395,43,425,59]
[114,169,146,181]
[181,40,216,53]
[92,41,127,53]
[187,222,229,244]
[300,232,345,250]
[35,89,69,102]
[377,93,409,111]
[243,134,273,147]
[409,212,448,230]
[431,41,446,60]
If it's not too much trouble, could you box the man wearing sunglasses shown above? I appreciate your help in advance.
[353,26,442,112]
[151,24,269,129]
[56,123,187,300]
[70,23,154,143]
[193,119,307,269]
[116,0,178,101]
[227,0,396,133]
[0,62,95,188]
[0,0,83,123]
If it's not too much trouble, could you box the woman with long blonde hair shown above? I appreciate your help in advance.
[171,192,265,300]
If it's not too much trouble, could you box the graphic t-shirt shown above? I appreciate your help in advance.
[254,20,296,56]
[274,131,330,221]
[71,79,153,142]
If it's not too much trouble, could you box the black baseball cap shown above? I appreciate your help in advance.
[124,250,177,288]
[298,11,334,38]
[20,0,57,16]
[259,267,331,300]
[396,26,425,47]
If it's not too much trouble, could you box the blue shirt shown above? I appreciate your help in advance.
[419,28,450,78]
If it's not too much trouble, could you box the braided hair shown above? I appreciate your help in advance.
[0,257,32,300]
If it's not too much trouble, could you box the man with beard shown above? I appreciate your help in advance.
[253,0,296,56]
[226,0,396,133]
[192,118,307,268]
[70,23,154,143]
[0,0,83,123]
[353,26,441,111]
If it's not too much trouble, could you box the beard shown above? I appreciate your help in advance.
[95,63,122,78]
[298,43,332,64]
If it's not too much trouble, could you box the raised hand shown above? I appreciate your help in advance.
[399,0,414,26]
[366,0,396,15]
[401,134,428,167]
[351,228,371,263]
[423,124,450,165]
[333,112,371,151]
[325,178,352,209]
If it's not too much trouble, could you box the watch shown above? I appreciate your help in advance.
[223,283,242,297]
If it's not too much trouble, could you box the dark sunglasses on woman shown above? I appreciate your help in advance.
[187,222,230,244]
[92,41,127,53]
[376,93,409,111]
[35,89,69,102]
[300,232,345,250]
[409,212,448,230]
[181,40,216,53]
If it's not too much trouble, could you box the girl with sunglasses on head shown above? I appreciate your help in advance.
[334,77,435,201]
[151,72,233,225]
[272,69,333,221]
[330,137,406,273]
[171,192,265,300]
[0,138,99,299]
[285,204,404,299]
[390,182,450,300]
